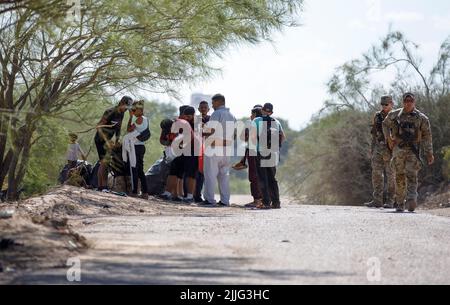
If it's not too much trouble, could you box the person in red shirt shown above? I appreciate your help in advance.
[159,106,199,203]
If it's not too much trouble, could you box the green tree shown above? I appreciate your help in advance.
[0,0,303,200]
[283,31,450,205]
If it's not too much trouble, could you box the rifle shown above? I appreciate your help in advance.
[399,132,424,167]
[395,117,424,166]
[410,143,424,167]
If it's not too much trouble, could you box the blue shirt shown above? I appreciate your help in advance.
[252,116,284,154]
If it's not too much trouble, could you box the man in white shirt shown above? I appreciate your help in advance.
[202,94,236,206]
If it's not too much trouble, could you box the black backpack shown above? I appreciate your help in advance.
[136,117,151,142]
[159,118,175,146]
[261,116,281,150]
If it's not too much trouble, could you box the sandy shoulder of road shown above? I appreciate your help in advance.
[0,186,244,281]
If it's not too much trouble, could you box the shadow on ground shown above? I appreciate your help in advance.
[8,251,355,285]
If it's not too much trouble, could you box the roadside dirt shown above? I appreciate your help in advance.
[0,186,243,282]
[1,185,449,284]
[418,187,450,217]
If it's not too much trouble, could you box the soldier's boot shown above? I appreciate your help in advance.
[396,200,405,213]
[365,200,382,208]
[406,200,417,213]
[383,200,395,209]
[384,193,396,208]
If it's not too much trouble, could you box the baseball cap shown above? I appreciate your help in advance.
[262,103,274,113]
[403,92,416,101]
[381,96,393,104]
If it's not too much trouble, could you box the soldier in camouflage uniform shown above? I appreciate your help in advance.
[383,93,434,213]
[365,96,396,209]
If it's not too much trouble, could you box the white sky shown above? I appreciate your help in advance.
[149,0,450,130]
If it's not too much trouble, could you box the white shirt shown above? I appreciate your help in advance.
[66,143,84,161]
[131,115,149,146]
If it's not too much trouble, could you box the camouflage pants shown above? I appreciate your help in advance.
[372,145,395,205]
[392,147,422,206]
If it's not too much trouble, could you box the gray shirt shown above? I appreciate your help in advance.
[66,143,84,161]
[207,106,236,143]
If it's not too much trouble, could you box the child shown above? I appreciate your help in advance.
[66,133,86,168]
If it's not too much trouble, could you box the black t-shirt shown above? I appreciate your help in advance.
[95,107,124,143]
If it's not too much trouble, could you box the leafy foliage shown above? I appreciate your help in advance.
[283,31,450,205]
[0,0,303,199]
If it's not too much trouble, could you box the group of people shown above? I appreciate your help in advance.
[64,91,434,212]
[157,94,286,209]
[366,92,434,213]
[65,94,286,209]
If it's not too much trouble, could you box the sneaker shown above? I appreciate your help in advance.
[194,197,204,203]
[172,197,183,203]
[217,201,230,207]
[396,202,405,213]
[198,200,215,207]
[245,199,262,208]
[157,193,171,200]
[383,202,394,209]
[232,162,248,171]
[129,193,139,198]
[183,197,194,204]
[364,201,382,208]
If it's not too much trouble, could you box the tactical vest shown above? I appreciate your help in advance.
[394,111,420,147]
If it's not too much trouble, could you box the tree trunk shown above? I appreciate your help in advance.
[6,124,34,201]
[6,147,20,201]
[0,104,12,188]
[0,150,13,190]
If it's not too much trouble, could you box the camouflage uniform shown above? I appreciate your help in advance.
[370,110,396,207]
[383,107,433,211]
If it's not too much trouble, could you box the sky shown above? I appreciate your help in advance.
[148,0,450,130]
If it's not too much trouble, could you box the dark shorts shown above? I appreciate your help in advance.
[183,156,198,179]
[95,139,107,161]
[169,156,198,179]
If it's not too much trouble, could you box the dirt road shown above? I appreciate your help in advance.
[6,195,450,285]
